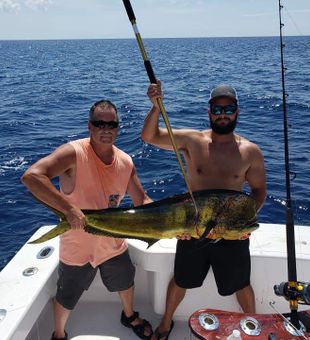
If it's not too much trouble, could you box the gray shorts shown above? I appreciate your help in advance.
[56,250,135,310]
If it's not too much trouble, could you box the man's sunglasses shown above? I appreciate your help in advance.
[90,120,119,129]
[211,105,238,116]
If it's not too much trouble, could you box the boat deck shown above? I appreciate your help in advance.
[30,300,196,340]
[2,223,310,340]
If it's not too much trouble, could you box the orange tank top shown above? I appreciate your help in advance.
[59,138,133,267]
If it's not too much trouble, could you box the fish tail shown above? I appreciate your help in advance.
[28,220,69,244]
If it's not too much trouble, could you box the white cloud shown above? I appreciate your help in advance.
[25,0,52,10]
[0,0,21,12]
[0,0,52,12]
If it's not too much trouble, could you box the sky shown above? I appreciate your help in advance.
[0,0,309,40]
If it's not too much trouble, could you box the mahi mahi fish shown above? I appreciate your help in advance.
[29,189,259,247]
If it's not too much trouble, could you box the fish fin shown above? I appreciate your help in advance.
[28,220,69,244]
[138,238,160,249]
[84,225,119,238]
[245,221,260,233]
[200,220,217,239]
[84,226,160,249]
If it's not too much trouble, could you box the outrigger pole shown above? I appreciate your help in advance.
[121,0,199,219]
[274,0,309,332]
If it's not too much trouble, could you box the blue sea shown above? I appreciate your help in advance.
[0,37,309,270]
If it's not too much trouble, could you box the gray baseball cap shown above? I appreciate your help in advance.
[209,84,238,104]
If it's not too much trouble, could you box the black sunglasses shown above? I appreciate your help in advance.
[211,105,238,116]
[90,120,119,129]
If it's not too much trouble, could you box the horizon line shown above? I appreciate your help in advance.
[0,34,309,42]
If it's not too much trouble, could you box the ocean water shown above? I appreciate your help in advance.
[0,37,309,270]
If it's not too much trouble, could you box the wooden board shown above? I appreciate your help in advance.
[189,309,310,339]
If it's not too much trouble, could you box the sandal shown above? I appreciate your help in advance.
[51,331,68,340]
[153,321,174,340]
[121,310,153,339]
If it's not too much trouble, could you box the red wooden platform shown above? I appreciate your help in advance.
[189,309,310,339]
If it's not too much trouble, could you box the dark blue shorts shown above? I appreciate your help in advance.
[56,250,135,310]
[174,238,251,296]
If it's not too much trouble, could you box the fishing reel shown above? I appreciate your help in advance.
[274,281,310,305]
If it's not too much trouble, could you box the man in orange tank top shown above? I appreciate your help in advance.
[22,100,153,340]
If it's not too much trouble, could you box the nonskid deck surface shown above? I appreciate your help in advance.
[69,301,193,340]
[13,223,310,340]
[30,300,194,340]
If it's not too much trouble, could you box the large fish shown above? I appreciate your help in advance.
[29,189,259,247]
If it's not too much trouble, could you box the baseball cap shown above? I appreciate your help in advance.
[209,84,238,104]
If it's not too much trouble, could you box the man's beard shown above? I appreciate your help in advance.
[210,116,238,135]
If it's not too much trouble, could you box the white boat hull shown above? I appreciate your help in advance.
[1,223,310,339]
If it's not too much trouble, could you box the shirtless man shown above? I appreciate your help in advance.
[141,82,266,340]
[22,100,153,340]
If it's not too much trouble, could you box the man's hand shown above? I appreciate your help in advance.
[65,205,86,230]
[147,80,163,109]
[176,233,191,241]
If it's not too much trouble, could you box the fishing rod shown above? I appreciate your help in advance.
[121,0,199,219]
[273,0,310,333]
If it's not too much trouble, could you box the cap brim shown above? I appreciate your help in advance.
[209,95,238,104]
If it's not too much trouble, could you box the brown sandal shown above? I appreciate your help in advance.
[153,321,174,340]
[50,331,68,340]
